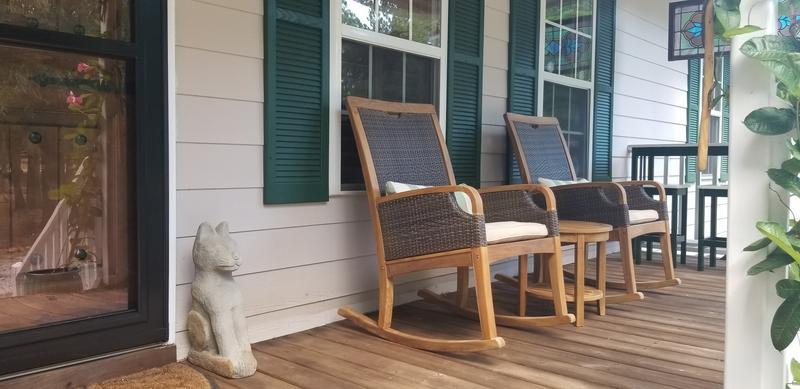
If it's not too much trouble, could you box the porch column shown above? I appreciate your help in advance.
[725,0,786,387]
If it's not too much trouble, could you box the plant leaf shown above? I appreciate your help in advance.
[744,107,797,135]
[723,25,763,39]
[788,140,800,160]
[772,296,800,351]
[744,237,771,251]
[757,222,800,263]
[792,359,800,383]
[785,159,800,176]
[748,248,795,275]
[740,35,800,62]
[778,279,800,299]
[769,168,800,196]
[714,0,741,30]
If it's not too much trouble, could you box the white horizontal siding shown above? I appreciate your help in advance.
[174,0,520,359]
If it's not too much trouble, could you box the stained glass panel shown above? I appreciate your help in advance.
[777,0,800,39]
[668,0,730,61]
[577,34,593,81]
[577,0,593,35]
[546,0,561,24]
[562,0,578,29]
[560,31,577,78]
[544,24,561,74]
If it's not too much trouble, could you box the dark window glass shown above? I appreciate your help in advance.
[543,81,590,178]
[372,46,404,101]
[405,53,437,103]
[0,1,130,41]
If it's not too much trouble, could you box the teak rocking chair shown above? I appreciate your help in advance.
[337,97,574,353]
[504,114,681,304]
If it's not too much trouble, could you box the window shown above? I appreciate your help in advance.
[540,0,595,178]
[335,0,446,191]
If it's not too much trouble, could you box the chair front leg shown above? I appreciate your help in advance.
[548,238,569,318]
[618,228,639,296]
[659,220,677,281]
[518,255,528,316]
[472,247,498,339]
[378,265,394,329]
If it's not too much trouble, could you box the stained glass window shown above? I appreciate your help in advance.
[668,0,730,61]
[543,0,593,81]
[777,0,800,39]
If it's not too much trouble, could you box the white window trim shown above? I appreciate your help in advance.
[537,0,598,179]
[329,0,449,195]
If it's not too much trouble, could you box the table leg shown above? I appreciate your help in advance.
[518,254,528,317]
[597,241,607,316]
[575,236,586,327]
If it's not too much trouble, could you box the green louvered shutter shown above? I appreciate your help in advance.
[507,0,540,184]
[591,0,616,182]
[720,55,730,182]
[685,58,701,184]
[264,0,329,204]
[446,0,484,188]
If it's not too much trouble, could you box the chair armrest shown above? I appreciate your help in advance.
[478,184,560,237]
[548,182,630,227]
[377,185,486,261]
[618,181,668,220]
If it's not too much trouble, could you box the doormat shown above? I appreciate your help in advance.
[86,363,216,389]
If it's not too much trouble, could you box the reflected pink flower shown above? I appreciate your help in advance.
[66,91,83,106]
[76,62,91,73]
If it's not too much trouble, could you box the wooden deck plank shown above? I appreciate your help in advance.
[192,254,725,389]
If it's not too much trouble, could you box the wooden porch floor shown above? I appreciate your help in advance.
[207,253,725,389]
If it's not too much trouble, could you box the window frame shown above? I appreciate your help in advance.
[537,0,597,179]
[330,0,449,194]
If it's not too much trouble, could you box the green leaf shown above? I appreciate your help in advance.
[793,359,800,384]
[785,159,800,176]
[744,107,797,135]
[748,248,795,275]
[757,222,800,263]
[788,140,800,160]
[778,279,800,299]
[744,237,771,251]
[740,36,800,62]
[772,296,800,351]
[768,168,800,196]
[723,25,763,39]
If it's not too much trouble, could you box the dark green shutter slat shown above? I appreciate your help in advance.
[507,0,540,184]
[591,0,616,182]
[265,0,330,204]
[685,58,701,184]
[446,0,484,188]
[720,55,730,182]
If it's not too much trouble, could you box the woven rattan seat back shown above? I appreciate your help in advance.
[505,114,577,184]
[346,97,456,198]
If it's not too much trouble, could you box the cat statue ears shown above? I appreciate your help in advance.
[197,221,231,239]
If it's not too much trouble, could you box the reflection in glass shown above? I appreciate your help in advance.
[544,24,561,74]
[559,32,577,78]
[412,0,441,46]
[372,46,404,101]
[577,0,594,35]
[342,40,370,106]
[0,44,133,333]
[405,53,437,103]
[342,0,375,30]
[543,82,590,178]
[378,0,410,39]
[546,0,561,23]
[0,0,130,41]
[576,35,593,81]
[562,0,578,29]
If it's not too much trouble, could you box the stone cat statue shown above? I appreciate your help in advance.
[187,222,257,378]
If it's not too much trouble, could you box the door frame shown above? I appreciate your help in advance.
[0,2,168,376]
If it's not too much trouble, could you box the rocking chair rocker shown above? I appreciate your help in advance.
[337,97,574,353]
[504,114,681,304]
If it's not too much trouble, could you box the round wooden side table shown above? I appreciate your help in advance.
[529,220,613,327]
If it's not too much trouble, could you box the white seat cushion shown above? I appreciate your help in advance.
[538,177,590,187]
[629,209,660,224]
[385,181,473,214]
[485,221,549,244]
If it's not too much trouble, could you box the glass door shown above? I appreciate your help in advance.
[0,1,167,376]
